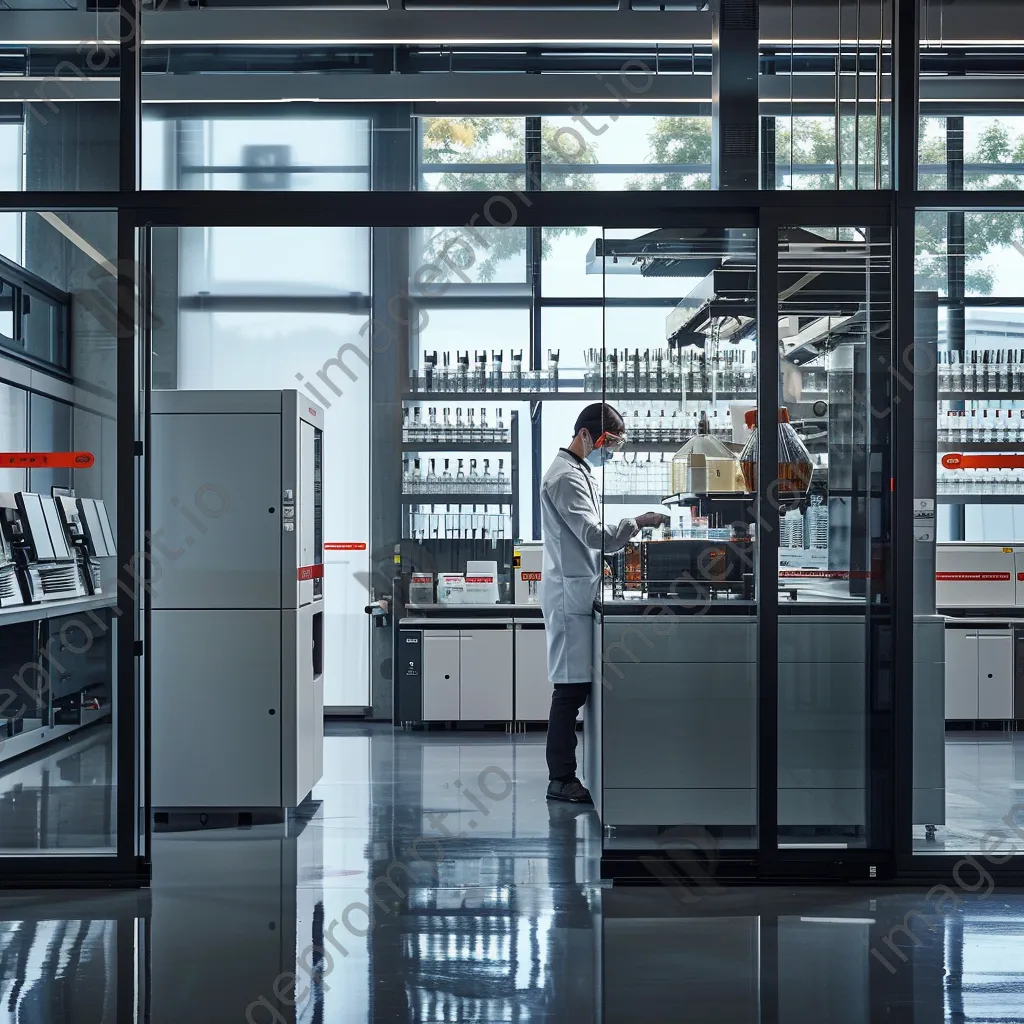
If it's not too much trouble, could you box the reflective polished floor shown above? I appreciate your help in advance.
[1,723,1024,1021]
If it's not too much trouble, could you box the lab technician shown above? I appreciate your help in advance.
[540,403,669,803]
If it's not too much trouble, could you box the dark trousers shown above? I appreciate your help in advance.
[546,682,591,781]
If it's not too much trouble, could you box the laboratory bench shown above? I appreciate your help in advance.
[396,604,548,727]
[0,595,117,764]
[581,606,946,843]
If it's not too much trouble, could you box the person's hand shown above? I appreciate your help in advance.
[635,511,670,530]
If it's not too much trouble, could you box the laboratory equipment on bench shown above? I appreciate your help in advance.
[0,510,23,609]
[514,542,543,604]
[669,411,745,495]
[738,407,814,496]
[150,390,324,817]
[936,542,1024,609]
[613,537,755,601]
[0,491,86,603]
[56,495,115,596]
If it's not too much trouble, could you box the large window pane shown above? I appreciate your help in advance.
[773,116,891,191]
[916,212,1024,300]
[541,116,711,191]
[412,227,529,290]
[542,227,602,298]
[11,44,119,192]
[418,117,526,192]
[142,114,370,191]
[180,226,369,296]
[918,115,1024,192]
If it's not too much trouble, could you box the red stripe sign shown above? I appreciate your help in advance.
[297,564,325,581]
[0,451,94,468]
[936,571,1012,582]
[325,542,367,551]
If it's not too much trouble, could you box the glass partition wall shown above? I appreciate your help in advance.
[9,0,1024,889]
[591,215,897,880]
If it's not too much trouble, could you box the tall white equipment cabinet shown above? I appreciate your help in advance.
[150,390,324,811]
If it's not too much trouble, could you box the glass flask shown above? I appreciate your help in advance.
[670,411,743,494]
[738,407,814,497]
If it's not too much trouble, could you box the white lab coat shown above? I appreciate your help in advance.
[539,450,637,684]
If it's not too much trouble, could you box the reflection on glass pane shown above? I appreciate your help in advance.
[541,116,711,192]
[419,116,526,191]
[411,227,528,288]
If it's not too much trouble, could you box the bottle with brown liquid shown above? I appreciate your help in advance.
[739,408,813,496]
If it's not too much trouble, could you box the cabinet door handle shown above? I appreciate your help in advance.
[988,673,994,678]
[444,674,450,680]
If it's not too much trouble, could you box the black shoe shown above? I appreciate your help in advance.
[546,778,592,804]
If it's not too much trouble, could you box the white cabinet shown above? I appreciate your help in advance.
[944,626,1014,720]
[422,632,460,721]
[460,629,514,720]
[515,625,553,721]
[945,630,979,719]
[978,632,1014,719]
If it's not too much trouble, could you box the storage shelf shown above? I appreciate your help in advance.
[403,390,775,404]
[937,442,1024,452]
[937,493,1024,504]
[403,493,513,505]
[401,441,514,452]
[939,392,1024,401]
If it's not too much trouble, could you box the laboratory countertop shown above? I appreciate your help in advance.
[595,599,876,616]
[402,603,544,622]
[0,594,118,628]
[941,608,1024,623]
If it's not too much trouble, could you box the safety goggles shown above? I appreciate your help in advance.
[593,430,626,451]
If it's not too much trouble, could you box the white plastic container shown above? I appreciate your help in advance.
[437,573,466,605]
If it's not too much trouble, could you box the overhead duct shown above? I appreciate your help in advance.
[404,0,620,7]
[144,0,388,8]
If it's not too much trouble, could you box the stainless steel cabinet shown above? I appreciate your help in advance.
[945,630,979,719]
[514,625,552,721]
[422,632,460,721]
[460,629,513,720]
[945,626,1014,720]
[979,632,1014,719]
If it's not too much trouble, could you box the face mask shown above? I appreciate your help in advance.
[586,446,613,468]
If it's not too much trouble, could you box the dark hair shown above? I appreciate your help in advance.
[574,403,624,441]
